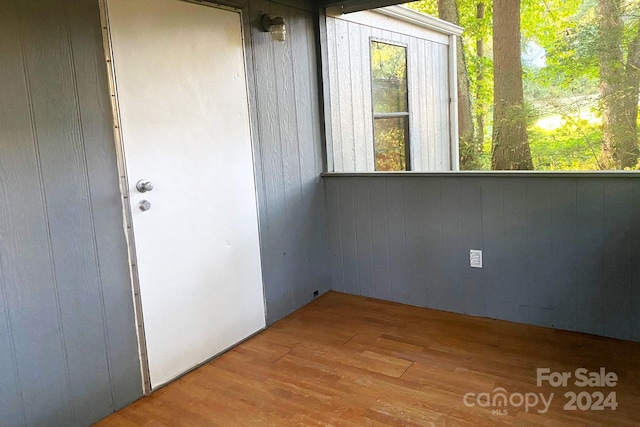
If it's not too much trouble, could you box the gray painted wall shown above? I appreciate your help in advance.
[324,11,453,172]
[0,0,330,424]
[2,1,639,426]
[0,0,142,426]
[248,0,332,324]
[325,174,640,342]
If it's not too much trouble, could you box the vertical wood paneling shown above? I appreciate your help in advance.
[250,1,331,323]
[325,16,342,171]
[336,19,354,171]
[306,10,332,300]
[326,175,640,343]
[460,179,484,316]
[22,1,115,424]
[7,2,75,424]
[349,23,366,171]
[602,180,633,340]
[67,0,143,406]
[291,9,322,303]
[418,41,430,170]
[275,2,304,315]
[421,179,443,309]
[481,178,505,319]
[360,26,374,171]
[435,44,451,171]
[1,0,143,424]
[576,180,605,336]
[326,178,344,292]
[310,188,332,300]
[407,37,421,170]
[633,181,640,342]
[402,178,425,305]
[550,180,579,331]
[338,178,359,294]
[270,2,295,315]
[367,28,384,170]
[250,0,288,321]
[438,179,463,312]
[524,180,554,327]
[0,297,22,426]
[432,44,443,169]
[0,3,31,424]
[425,43,437,170]
[353,178,374,296]
[386,179,408,303]
[242,1,265,254]
[502,179,529,322]
[369,179,392,300]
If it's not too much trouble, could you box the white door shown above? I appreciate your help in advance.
[106,0,266,388]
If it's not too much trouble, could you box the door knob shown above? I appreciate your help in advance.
[136,180,154,193]
[138,200,151,212]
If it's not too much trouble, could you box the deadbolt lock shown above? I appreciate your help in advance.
[138,200,151,212]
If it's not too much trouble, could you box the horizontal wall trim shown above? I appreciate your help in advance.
[324,171,640,178]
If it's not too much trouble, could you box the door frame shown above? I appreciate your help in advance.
[97,0,265,395]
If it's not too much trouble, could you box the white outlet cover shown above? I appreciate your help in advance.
[470,249,483,268]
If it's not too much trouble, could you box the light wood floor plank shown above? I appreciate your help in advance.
[95,292,640,426]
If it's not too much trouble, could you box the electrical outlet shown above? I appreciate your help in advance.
[470,249,483,268]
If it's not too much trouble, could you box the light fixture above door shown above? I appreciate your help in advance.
[261,14,286,42]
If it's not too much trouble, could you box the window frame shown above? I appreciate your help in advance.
[369,38,411,171]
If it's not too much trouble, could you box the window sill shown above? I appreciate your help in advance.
[322,171,640,178]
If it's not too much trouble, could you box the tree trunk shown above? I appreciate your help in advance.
[598,0,640,169]
[491,0,533,170]
[437,0,477,169]
[623,30,640,167]
[475,2,485,148]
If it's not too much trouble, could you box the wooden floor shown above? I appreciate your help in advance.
[95,292,640,426]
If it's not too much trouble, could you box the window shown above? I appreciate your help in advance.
[323,9,459,173]
[370,41,409,171]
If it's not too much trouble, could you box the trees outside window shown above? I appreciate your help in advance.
[409,0,640,171]
[371,41,410,171]
[491,0,533,169]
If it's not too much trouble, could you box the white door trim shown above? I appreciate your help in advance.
[98,0,151,395]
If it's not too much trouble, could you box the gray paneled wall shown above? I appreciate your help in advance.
[248,0,332,324]
[0,0,330,424]
[0,0,142,426]
[325,174,640,342]
[324,11,452,172]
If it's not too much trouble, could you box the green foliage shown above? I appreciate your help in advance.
[529,119,604,170]
[408,0,438,16]
[533,2,599,89]
[371,41,408,114]
[458,136,484,169]
[479,138,493,169]
[374,119,407,171]
[407,0,640,170]
[371,41,407,81]
[521,0,583,46]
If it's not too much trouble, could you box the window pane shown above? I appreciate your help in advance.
[374,117,407,171]
[371,41,408,114]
